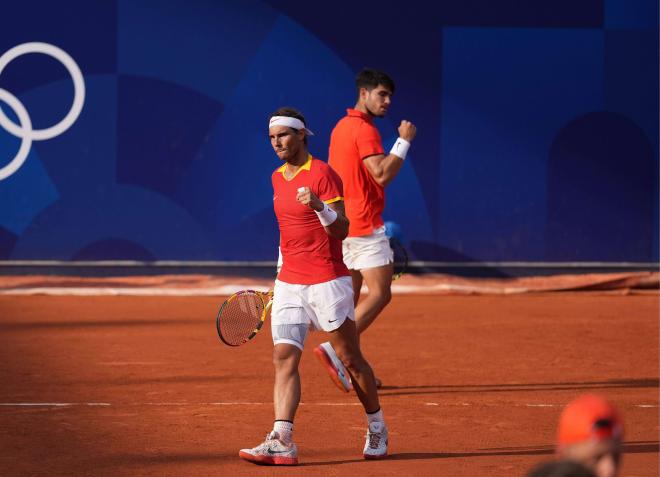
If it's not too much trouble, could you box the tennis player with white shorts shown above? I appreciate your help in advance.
[315,68,416,390]
[342,224,393,271]
[238,107,388,466]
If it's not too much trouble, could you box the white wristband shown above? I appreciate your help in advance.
[315,203,338,226]
[390,137,411,160]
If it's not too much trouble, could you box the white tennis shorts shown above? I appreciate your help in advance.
[342,225,394,271]
[271,276,355,350]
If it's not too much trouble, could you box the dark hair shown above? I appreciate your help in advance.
[527,460,596,477]
[355,68,395,95]
[269,106,308,144]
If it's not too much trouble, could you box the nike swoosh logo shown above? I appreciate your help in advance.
[267,449,290,455]
[328,318,339,323]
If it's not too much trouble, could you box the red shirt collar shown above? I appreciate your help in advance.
[347,108,373,123]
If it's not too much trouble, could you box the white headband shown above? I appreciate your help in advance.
[269,115,314,136]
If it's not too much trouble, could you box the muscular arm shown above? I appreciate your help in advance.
[363,153,404,188]
[363,119,416,188]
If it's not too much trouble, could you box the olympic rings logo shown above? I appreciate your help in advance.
[0,42,85,181]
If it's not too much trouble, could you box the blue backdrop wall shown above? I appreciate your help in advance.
[0,0,657,262]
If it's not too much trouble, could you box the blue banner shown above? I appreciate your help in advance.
[1,0,657,262]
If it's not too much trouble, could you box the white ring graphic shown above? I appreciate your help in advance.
[0,42,85,181]
[0,42,85,141]
[0,89,32,181]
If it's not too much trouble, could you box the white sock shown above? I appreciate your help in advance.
[366,408,384,426]
[273,420,294,444]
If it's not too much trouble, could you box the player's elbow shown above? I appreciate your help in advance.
[376,175,393,187]
[374,168,396,187]
[366,166,386,186]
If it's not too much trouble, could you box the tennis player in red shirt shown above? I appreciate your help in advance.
[239,107,388,465]
[317,69,417,388]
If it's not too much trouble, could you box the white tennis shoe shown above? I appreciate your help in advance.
[239,431,298,465]
[363,421,388,459]
[313,341,353,392]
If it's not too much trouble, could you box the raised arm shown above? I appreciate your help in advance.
[363,120,416,187]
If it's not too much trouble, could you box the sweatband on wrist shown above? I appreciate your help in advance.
[390,137,411,160]
[315,203,338,226]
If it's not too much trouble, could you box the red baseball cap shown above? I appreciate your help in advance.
[558,394,624,446]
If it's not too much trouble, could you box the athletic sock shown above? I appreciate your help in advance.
[273,420,294,444]
[366,408,384,426]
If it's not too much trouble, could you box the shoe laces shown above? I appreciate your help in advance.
[265,431,280,443]
[254,432,280,451]
[366,430,382,449]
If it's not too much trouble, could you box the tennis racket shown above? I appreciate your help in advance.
[216,290,273,346]
[390,237,409,281]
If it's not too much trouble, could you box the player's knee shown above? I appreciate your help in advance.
[272,347,298,373]
[372,286,391,306]
[382,287,392,305]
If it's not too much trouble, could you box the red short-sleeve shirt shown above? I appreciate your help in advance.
[272,155,350,285]
[328,109,385,237]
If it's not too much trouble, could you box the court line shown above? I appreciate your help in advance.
[0,403,111,407]
[0,402,359,407]
[1,402,657,408]
[98,362,168,366]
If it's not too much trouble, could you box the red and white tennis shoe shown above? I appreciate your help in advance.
[239,431,298,465]
[363,421,388,459]
[313,341,353,392]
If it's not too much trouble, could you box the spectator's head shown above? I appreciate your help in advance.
[557,395,624,477]
[527,460,596,477]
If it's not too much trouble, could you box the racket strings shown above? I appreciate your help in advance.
[219,293,266,345]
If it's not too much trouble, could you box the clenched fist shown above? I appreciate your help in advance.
[398,120,416,142]
[296,186,324,211]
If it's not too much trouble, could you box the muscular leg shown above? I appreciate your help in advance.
[355,264,393,335]
[239,344,301,465]
[329,319,379,413]
[351,270,363,307]
[272,344,303,421]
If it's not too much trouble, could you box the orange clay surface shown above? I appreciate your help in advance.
[0,293,658,477]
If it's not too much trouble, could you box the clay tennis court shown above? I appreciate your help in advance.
[0,274,658,476]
